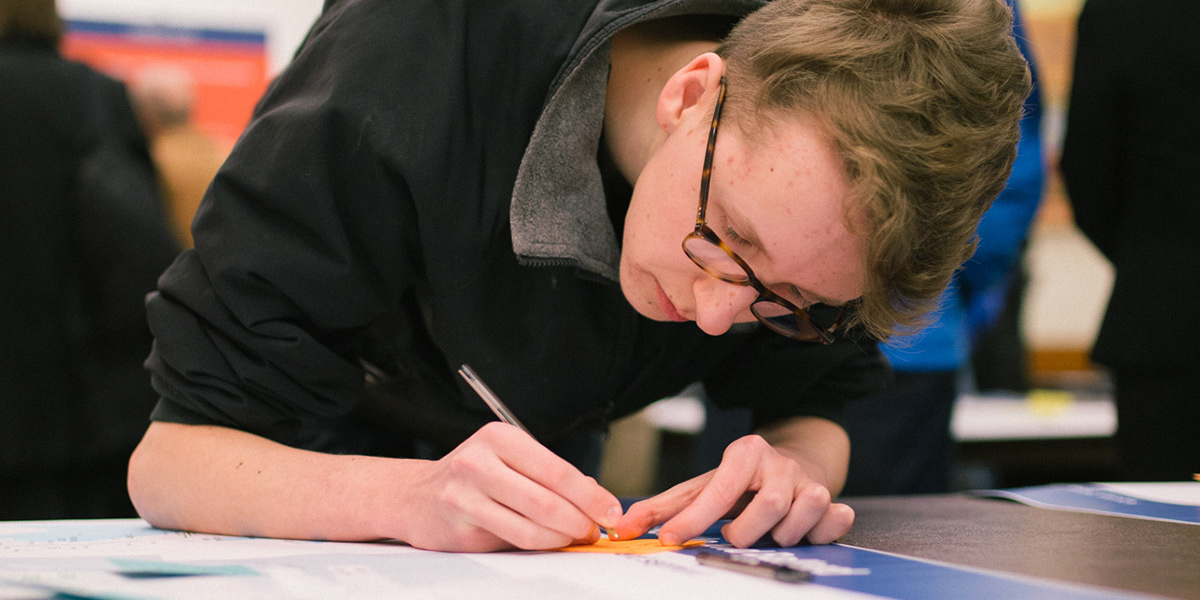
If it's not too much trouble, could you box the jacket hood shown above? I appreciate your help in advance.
[509,0,765,282]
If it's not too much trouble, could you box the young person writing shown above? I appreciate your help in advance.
[128,0,1031,552]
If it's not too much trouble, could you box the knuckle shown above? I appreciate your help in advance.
[438,483,470,511]
[796,484,832,510]
[623,500,656,524]
[587,481,614,506]
[477,421,509,440]
[755,489,793,517]
[445,451,487,479]
[570,517,597,540]
[725,434,768,457]
[623,500,663,532]
[542,462,574,487]
[551,506,595,539]
[781,456,804,477]
[582,476,609,500]
[525,494,559,521]
[772,528,804,548]
[720,523,753,548]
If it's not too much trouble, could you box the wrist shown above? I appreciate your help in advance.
[757,417,849,495]
[329,455,431,543]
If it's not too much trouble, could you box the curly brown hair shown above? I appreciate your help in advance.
[718,0,1031,340]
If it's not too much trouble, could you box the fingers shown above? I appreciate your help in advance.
[719,481,820,547]
[805,502,855,545]
[615,472,713,540]
[763,484,830,547]
[479,423,623,530]
[444,483,576,551]
[436,422,620,550]
[480,457,603,545]
[657,436,770,545]
[620,434,850,549]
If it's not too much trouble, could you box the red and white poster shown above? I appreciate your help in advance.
[63,20,268,148]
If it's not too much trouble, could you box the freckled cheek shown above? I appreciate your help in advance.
[722,152,755,181]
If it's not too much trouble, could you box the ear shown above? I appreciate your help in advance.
[655,52,726,134]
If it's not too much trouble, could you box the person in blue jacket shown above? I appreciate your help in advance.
[841,0,1045,495]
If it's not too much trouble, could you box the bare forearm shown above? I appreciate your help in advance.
[756,416,850,496]
[127,421,414,542]
[129,420,622,551]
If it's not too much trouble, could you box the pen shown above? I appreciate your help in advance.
[695,548,811,583]
[458,363,532,434]
[457,363,620,541]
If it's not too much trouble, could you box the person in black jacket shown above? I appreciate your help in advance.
[1060,0,1200,482]
[127,0,1030,551]
[0,0,180,519]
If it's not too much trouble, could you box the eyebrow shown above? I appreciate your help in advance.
[723,204,845,308]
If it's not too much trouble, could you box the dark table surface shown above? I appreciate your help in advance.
[839,494,1200,600]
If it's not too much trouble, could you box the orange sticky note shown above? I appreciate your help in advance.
[1193,473,1199,482]
[552,538,705,554]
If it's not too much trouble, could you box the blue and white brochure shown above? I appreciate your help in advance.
[971,482,1200,525]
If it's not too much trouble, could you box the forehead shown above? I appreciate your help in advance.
[715,111,865,303]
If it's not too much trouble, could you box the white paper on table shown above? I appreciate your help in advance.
[0,520,885,600]
[1094,482,1200,506]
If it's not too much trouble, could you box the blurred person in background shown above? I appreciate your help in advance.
[1061,0,1199,482]
[0,0,179,519]
[132,65,227,249]
[841,0,1045,495]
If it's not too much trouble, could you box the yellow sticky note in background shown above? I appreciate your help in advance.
[1026,389,1073,417]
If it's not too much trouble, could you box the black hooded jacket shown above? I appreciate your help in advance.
[146,0,887,469]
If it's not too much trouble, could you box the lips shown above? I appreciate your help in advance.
[656,282,688,322]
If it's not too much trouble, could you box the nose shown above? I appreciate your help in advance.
[692,277,758,336]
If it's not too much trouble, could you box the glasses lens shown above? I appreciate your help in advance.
[806,302,844,330]
[683,236,750,283]
[752,299,845,344]
[752,300,827,342]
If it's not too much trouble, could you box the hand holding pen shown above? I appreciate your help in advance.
[458,364,621,542]
[373,363,622,552]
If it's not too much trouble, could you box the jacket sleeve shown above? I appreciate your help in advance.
[144,2,425,450]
